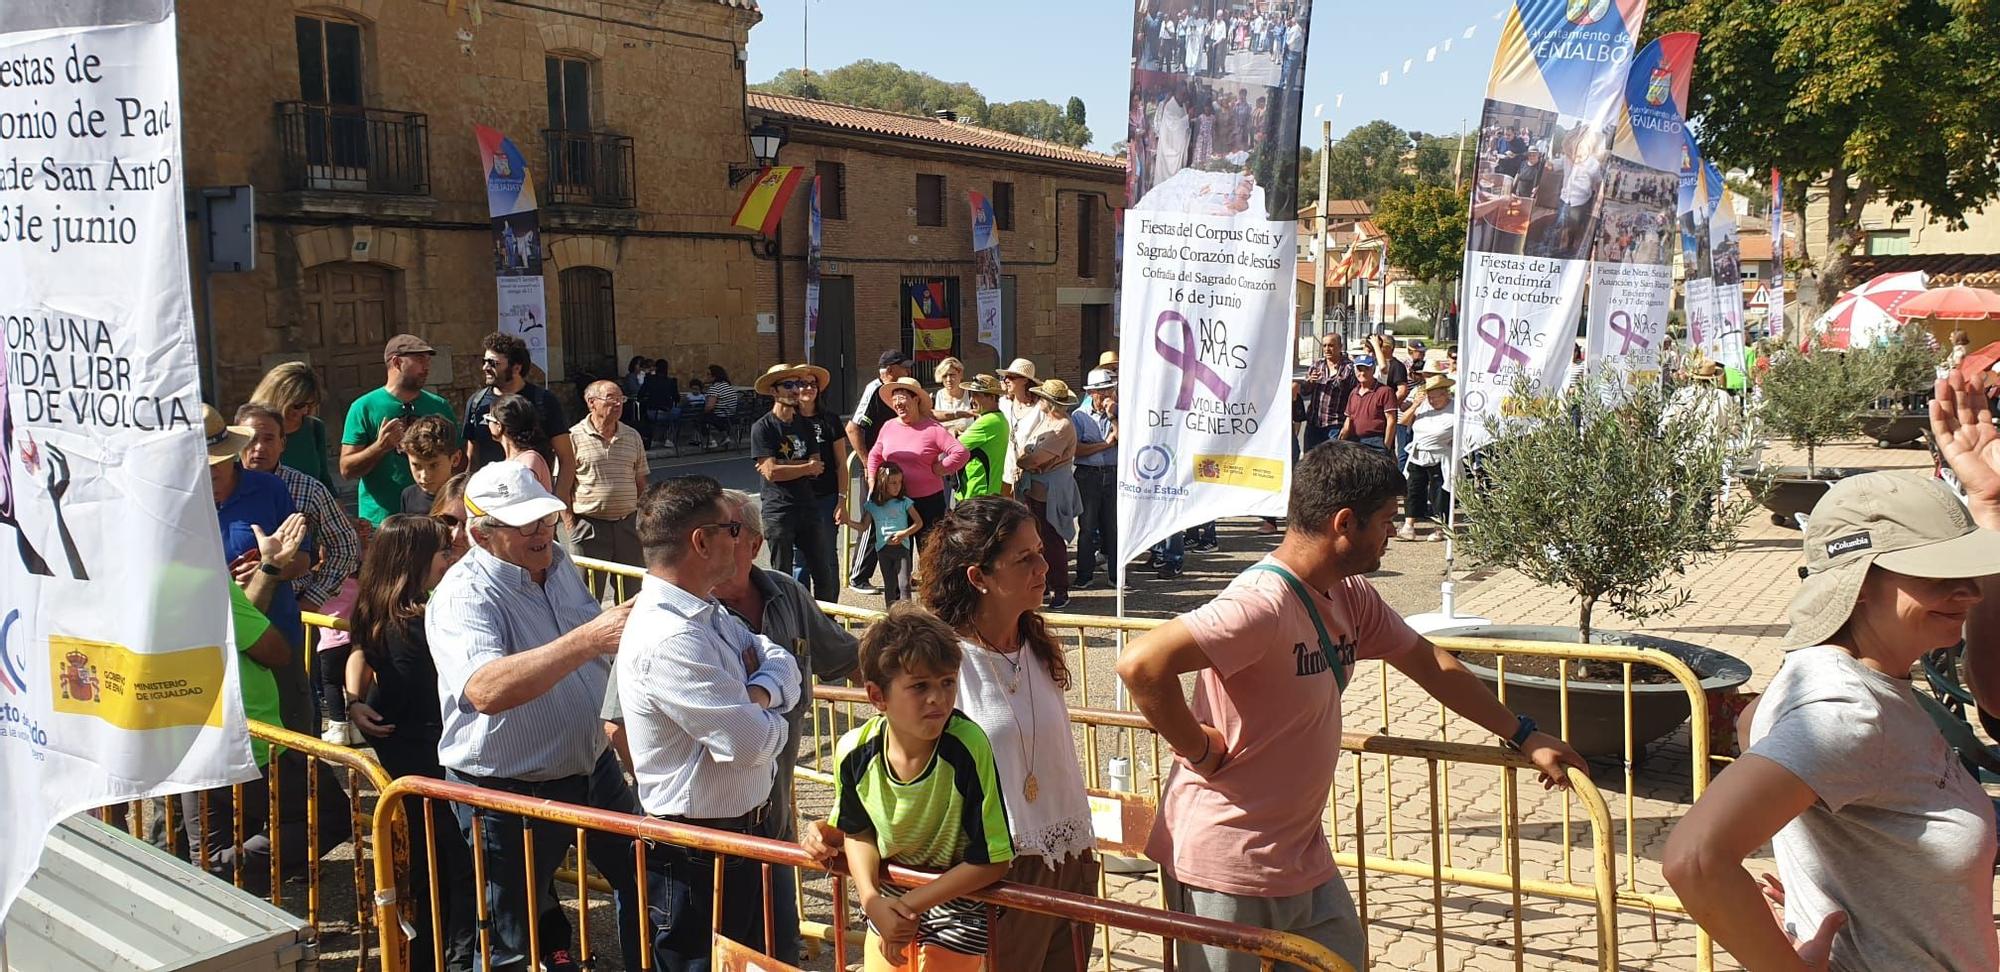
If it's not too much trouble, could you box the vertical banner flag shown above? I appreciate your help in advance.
[1768,169,1786,335]
[805,176,822,366]
[1587,31,1697,398]
[476,126,549,371]
[1457,0,1648,449]
[0,0,259,923]
[968,190,1005,368]
[1677,127,1718,362]
[1118,0,1313,578]
[1707,176,1747,371]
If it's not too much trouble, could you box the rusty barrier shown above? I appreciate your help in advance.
[368,774,1355,972]
[93,716,390,971]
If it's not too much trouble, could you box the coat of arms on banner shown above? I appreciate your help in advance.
[1645,66,1672,106]
[1567,0,1613,24]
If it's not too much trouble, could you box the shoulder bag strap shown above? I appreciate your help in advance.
[1247,563,1349,691]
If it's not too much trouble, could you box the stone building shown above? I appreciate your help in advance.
[182,0,770,422]
[179,0,1124,429]
[744,93,1123,408]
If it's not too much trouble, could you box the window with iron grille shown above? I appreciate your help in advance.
[559,267,618,379]
[816,161,847,220]
[916,173,946,227]
[992,181,1015,231]
[1077,196,1097,278]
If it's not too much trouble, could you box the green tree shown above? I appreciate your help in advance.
[751,61,1090,147]
[1373,185,1468,333]
[1410,131,1473,190]
[1324,120,1414,204]
[1647,2,2000,313]
[1758,345,1878,478]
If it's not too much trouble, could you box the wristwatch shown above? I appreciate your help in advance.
[1504,714,1538,751]
[258,561,284,576]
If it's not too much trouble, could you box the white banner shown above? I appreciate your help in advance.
[1686,276,1718,360]
[1458,252,1588,449]
[1709,197,1746,370]
[0,2,256,924]
[1116,210,1296,573]
[1586,260,1671,392]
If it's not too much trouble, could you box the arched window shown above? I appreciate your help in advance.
[559,267,618,380]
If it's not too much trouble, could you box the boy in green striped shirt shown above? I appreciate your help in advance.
[829,603,1013,971]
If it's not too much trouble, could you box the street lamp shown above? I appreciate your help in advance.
[728,122,788,186]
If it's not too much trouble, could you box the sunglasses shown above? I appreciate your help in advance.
[775,380,815,390]
[697,520,745,539]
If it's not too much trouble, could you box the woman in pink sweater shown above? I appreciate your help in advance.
[866,376,971,548]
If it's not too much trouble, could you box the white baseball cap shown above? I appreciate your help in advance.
[464,461,566,527]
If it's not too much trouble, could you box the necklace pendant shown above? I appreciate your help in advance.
[1024,772,1039,802]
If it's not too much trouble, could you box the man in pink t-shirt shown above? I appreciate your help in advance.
[1117,442,1585,970]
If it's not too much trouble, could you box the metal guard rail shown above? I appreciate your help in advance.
[368,774,1354,972]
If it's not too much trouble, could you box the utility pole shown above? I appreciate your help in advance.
[802,0,810,73]
[1311,119,1331,346]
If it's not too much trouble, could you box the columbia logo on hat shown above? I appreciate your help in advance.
[1824,532,1872,558]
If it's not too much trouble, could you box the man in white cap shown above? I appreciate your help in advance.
[427,461,646,972]
[1073,368,1120,588]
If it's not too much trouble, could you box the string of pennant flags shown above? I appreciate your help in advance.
[1317,5,1507,117]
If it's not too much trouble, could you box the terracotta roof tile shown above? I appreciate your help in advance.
[748,92,1122,170]
[1846,253,2000,289]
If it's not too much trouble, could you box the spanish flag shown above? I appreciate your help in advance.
[732,166,806,237]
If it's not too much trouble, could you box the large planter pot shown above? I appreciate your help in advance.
[1431,624,1753,758]
[1743,465,1863,527]
[1857,409,1927,448]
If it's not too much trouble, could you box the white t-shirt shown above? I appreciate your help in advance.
[1747,646,1998,972]
[1559,154,1604,207]
[1406,400,1456,466]
[956,638,1095,866]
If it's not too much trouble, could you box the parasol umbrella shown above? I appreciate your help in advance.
[1897,285,2000,322]
[1808,271,1930,349]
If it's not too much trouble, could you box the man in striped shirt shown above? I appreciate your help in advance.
[568,380,650,582]
[617,475,802,964]
[428,461,646,972]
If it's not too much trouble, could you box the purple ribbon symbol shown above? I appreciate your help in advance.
[1153,310,1234,409]
[1609,311,1650,354]
[1476,313,1531,373]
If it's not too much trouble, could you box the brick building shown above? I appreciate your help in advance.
[178,0,1124,428]
[745,93,1124,408]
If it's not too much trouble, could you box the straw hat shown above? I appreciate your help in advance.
[1421,374,1456,393]
[1784,473,2000,647]
[752,362,832,396]
[202,404,252,466]
[1097,350,1120,369]
[963,373,1005,398]
[879,377,933,416]
[1690,360,1724,382]
[999,358,1039,381]
[1030,378,1080,408]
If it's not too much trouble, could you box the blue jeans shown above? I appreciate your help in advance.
[1155,533,1185,569]
[449,750,665,971]
[768,502,837,602]
[1302,421,1338,453]
[1394,425,1413,467]
[1354,435,1387,454]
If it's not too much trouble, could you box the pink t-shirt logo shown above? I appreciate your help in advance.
[1291,634,1355,678]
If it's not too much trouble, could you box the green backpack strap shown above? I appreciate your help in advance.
[1247,563,1350,691]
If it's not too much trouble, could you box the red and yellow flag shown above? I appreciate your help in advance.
[732,166,806,237]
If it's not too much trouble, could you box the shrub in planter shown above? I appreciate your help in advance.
[1456,373,1755,646]
[1756,343,1879,479]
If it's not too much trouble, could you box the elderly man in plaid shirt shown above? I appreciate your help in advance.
[1296,333,1357,452]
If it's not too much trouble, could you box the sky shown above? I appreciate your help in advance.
[744,0,1516,153]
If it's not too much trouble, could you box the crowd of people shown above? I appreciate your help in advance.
[176,316,2000,972]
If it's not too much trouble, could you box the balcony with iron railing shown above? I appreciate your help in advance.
[276,101,431,199]
[543,128,636,209]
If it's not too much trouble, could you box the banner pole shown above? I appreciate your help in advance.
[1312,120,1331,344]
[1409,196,1488,635]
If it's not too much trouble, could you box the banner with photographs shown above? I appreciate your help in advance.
[0,2,259,923]
[806,176,822,365]
[968,190,1004,367]
[1117,0,1311,578]
[476,126,549,371]
[1707,177,1747,370]
[1585,31,1697,398]
[1768,169,1787,333]
[1457,0,1648,451]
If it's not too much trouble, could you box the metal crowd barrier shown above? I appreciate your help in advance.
[368,774,1355,972]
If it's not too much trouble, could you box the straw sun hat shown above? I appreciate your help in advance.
[1784,473,2000,647]
[752,363,831,396]
[879,377,934,417]
[1030,378,1080,408]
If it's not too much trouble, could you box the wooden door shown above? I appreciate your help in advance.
[298,264,398,428]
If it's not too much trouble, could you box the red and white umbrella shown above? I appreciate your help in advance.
[1809,271,1930,349]
[1896,284,2000,322]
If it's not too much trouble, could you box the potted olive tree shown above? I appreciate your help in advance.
[1752,343,1880,524]
[1857,323,1943,447]
[1438,374,1755,756]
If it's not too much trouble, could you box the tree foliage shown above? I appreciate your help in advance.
[1373,185,1468,285]
[1647,2,2000,308]
[1457,375,1753,643]
[753,62,1091,148]
[1756,344,1879,478]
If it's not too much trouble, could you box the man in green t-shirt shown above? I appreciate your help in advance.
[339,334,457,524]
[954,374,1009,502]
[226,581,286,767]
[828,605,1012,970]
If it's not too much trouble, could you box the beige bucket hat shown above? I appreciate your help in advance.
[1784,473,2000,647]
